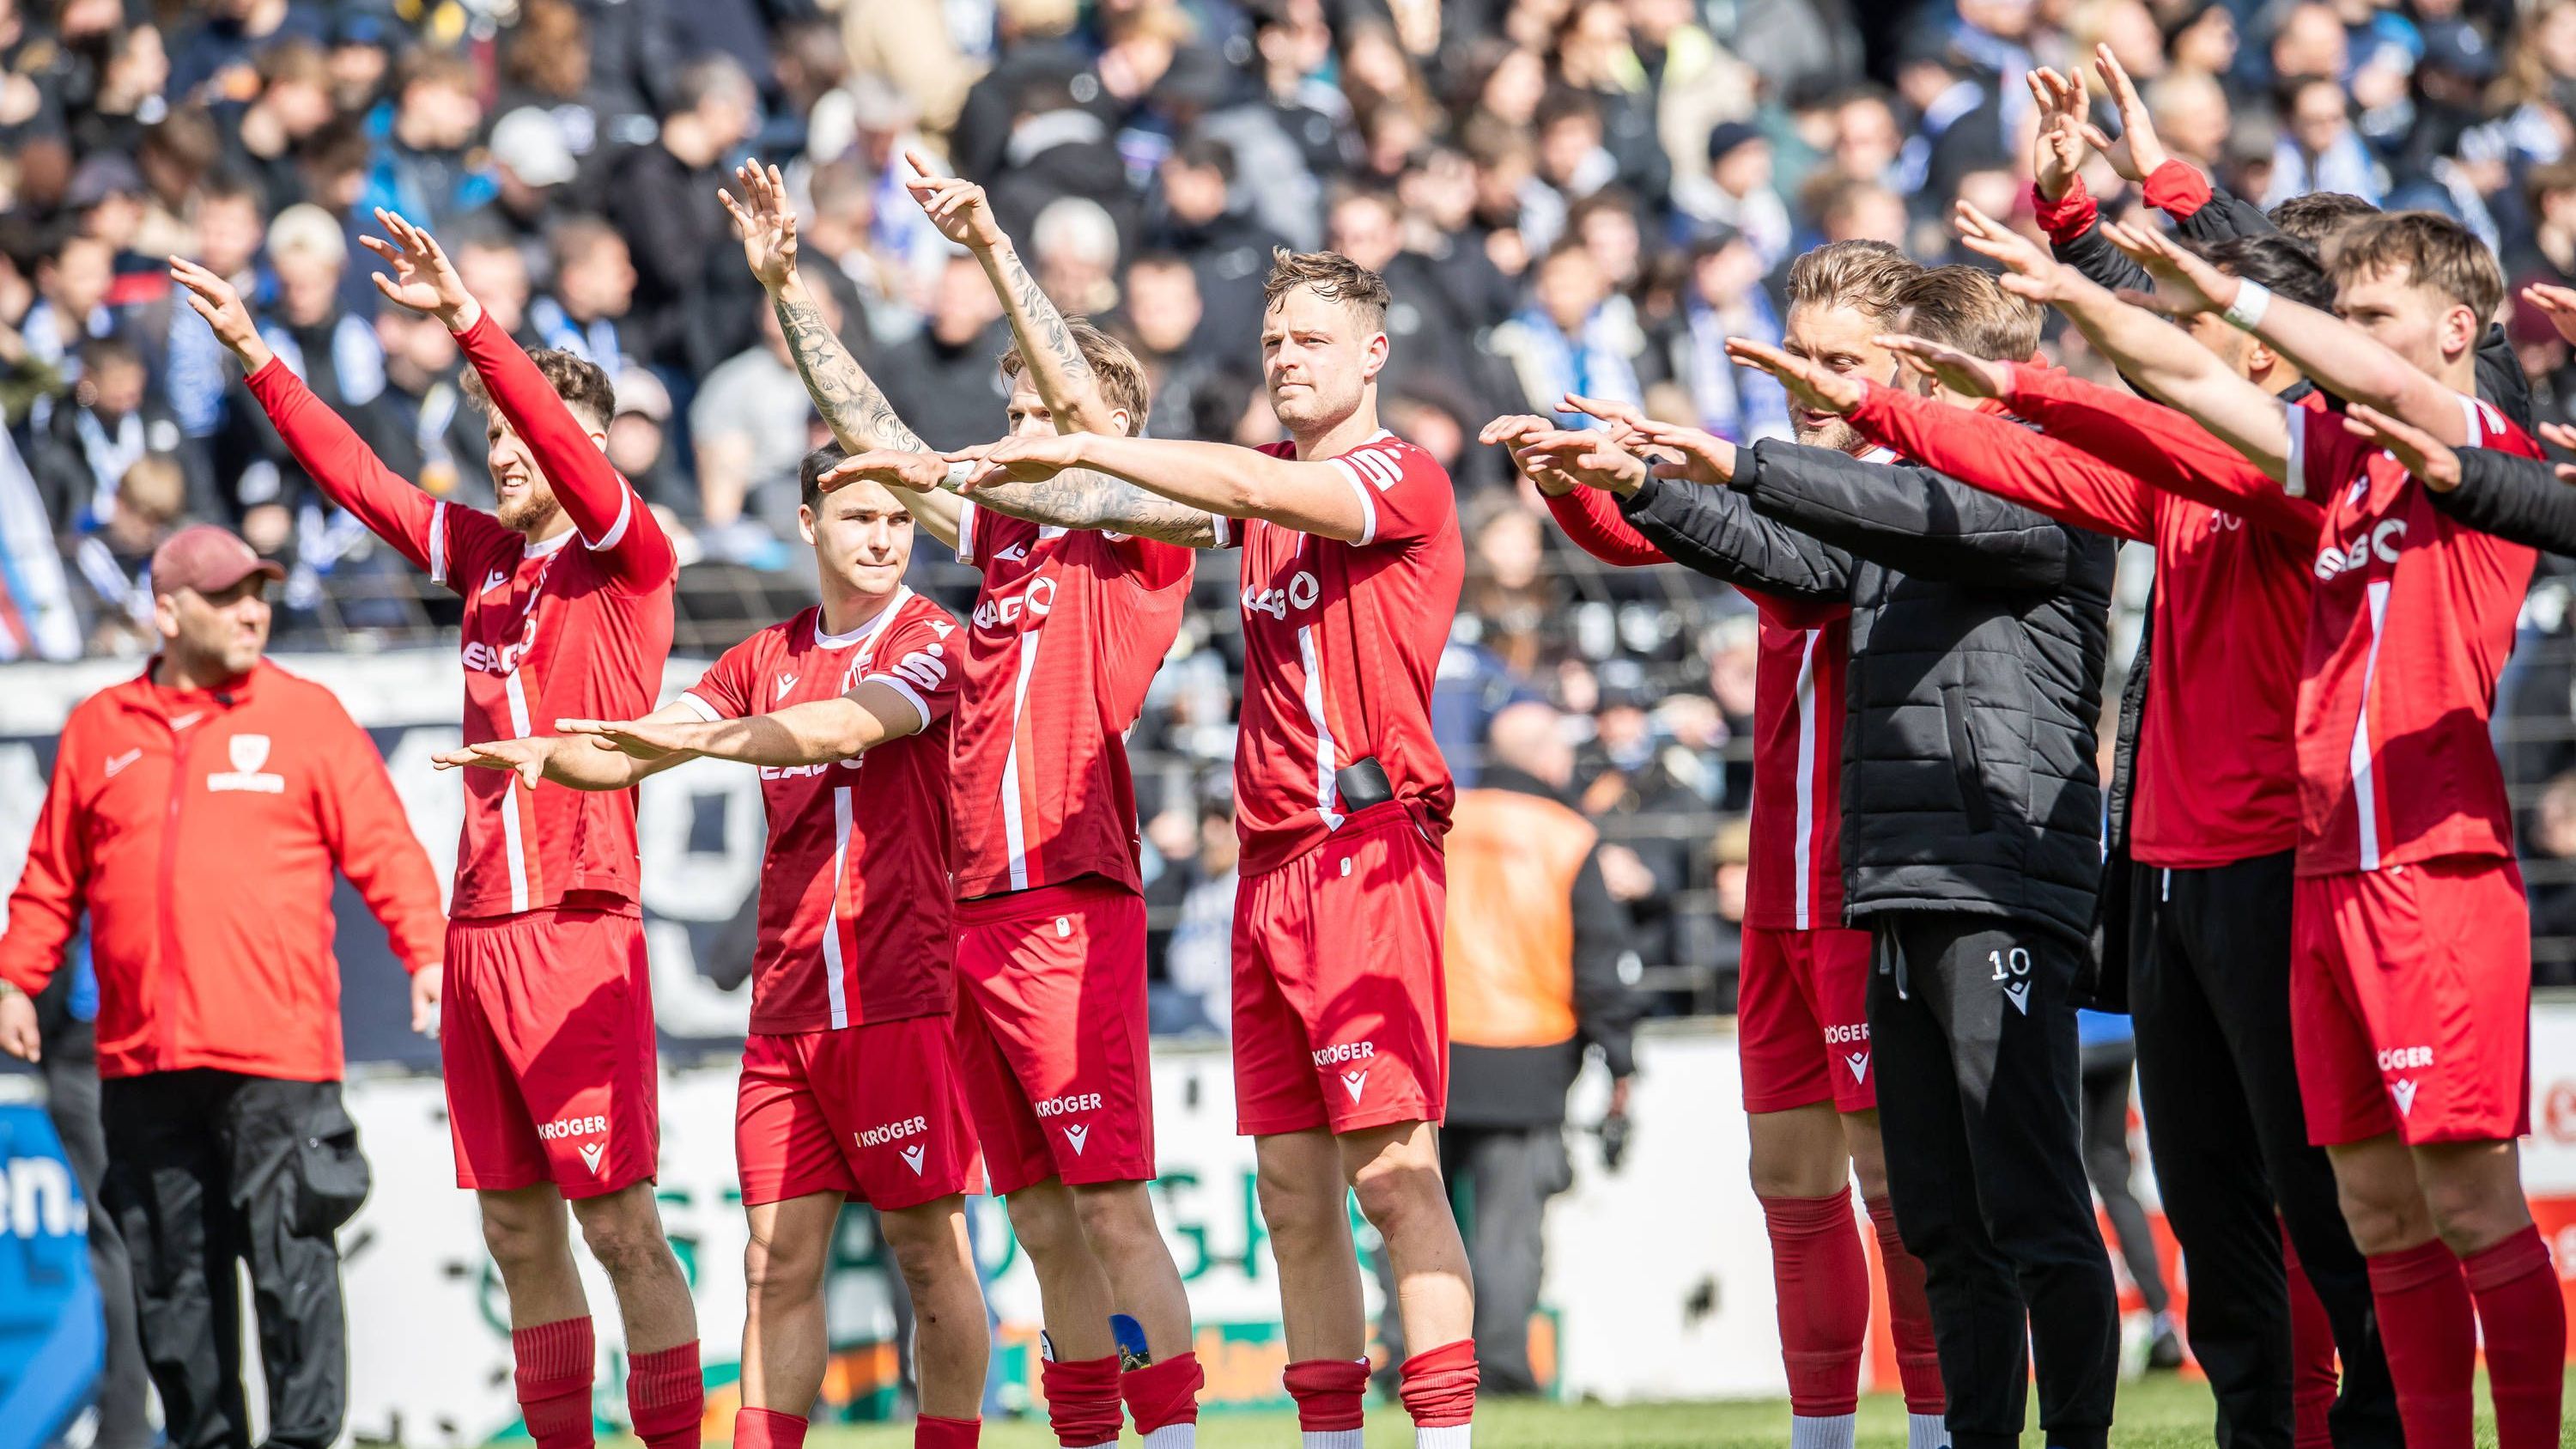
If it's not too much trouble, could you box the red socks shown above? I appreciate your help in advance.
[1040,1354,1124,1448]
[1284,1357,1369,1434]
[1396,1339,1479,1429]
[914,1415,981,1449]
[1760,1193,1868,1418]
[732,1408,805,1449]
[2367,1239,2476,1449]
[2462,1226,2567,1449]
[1864,1195,1946,1415]
[626,1342,703,1449]
[2282,1225,2338,1449]
[514,1317,597,1449]
[1122,1351,1204,1436]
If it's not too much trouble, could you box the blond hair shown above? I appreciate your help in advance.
[1262,247,1394,329]
[1783,240,1921,323]
[999,320,1153,435]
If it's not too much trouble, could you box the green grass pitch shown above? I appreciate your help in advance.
[700,1372,2576,1446]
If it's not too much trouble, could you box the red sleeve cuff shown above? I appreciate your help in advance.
[2142,159,2212,220]
[2032,176,2098,246]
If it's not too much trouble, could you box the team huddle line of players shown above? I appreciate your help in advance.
[167,45,2569,1449]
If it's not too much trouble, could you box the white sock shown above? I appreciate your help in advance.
[1909,1411,1952,1449]
[1303,1433,1364,1449]
[1140,1427,1195,1449]
[1415,1426,1473,1449]
[1789,1414,1856,1449]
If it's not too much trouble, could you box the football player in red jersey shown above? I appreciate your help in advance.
[2011,208,2563,1449]
[948,250,1479,1449]
[439,451,991,1449]
[171,216,703,1449]
[577,161,1210,1449]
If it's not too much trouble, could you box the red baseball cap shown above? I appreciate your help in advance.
[150,525,286,597]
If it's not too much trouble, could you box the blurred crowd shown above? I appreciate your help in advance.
[15,0,2576,1004]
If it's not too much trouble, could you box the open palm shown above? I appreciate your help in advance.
[361,209,473,324]
[720,160,800,291]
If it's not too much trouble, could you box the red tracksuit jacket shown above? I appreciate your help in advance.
[0,660,447,1080]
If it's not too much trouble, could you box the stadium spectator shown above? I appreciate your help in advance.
[1393,699,1643,1395]
[0,523,445,1449]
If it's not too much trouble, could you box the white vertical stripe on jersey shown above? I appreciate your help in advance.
[1792,628,1821,931]
[1328,458,1377,545]
[501,668,535,912]
[428,501,449,585]
[953,501,979,562]
[2349,578,2392,871]
[997,630,1045,891]
[1297,624,1346,831]
[820,785,854,1029]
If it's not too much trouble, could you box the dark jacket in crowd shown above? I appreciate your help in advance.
[1619,447,2117,947]
[876,320,1018,452]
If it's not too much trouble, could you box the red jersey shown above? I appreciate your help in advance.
[246,313,677,918]
[948,503,1192,899]
[1222,433,1464,877]
[1543,485,1848,929]
[680,593,963,1032]
[1850,374,2322,867]
[2285,396,2538,875]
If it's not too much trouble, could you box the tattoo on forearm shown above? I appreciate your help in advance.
[967,468,1218,547]
[993,246,1097,398]
[775,293,928,454]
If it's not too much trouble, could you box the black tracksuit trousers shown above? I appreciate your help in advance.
[100,1069,367,1449]
[2129,852,2401,1449]
[1870,910,2121,1449]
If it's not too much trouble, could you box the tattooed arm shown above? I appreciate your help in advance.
[820,449,1223,547]
[720,159,965,549]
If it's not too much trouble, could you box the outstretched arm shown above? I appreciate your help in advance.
[434,702,707,791]
[819,449,1221,547]
[720,161,962,550]
[558,682,927,769]
[908,149,1117,436]
[1953,201,2292,482]
[2101,216,2475,445]
[954,430,1387,543]
[2358,405,2576,553]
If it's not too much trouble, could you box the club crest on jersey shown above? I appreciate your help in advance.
[208,734,285,793]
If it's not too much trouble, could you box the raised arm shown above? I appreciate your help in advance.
[907,149,1117,436]
[1988,357,2324,538]
[718,161,960,550]
[173,257,459,576]
[1510,427,1852,600]
[2099,217,2474,446]
[366,210,675,584]
[1953,202,2293,482]
[2354,405,2576,554]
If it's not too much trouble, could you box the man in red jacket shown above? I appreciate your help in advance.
[0,524,446,1449]
[170,211,702,1449]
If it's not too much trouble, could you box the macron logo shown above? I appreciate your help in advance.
[1065,1123,1091,1154]
[578,1142,605,1172]
[1845,1051,1869,1085]
[481,568,511,598]
[900,1145,927,1174]
[2391,1079,2421,1117]
[2003,981,2030,1015]
[993,542,1030,563]
[1341,1069,1369,1103]
[777,672,799,695]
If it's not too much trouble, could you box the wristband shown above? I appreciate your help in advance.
[943,460,980,489]
[2221,280,2270,331]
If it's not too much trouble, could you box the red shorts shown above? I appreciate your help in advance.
[1231,806,1448,1136]
[951,879,1154,1197]
[2290,859,2532,1147]
[735,1016,979,1209]
[441,906,659,1197]
[1738,924,1877,1113]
